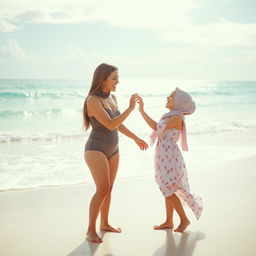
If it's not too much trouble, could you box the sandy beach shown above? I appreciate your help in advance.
[1,0,256,254]
[1,154,256,256]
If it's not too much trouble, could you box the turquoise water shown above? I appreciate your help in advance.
[1,79,256,140]
[0,79,256,190]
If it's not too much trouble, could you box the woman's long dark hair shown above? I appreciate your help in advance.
[83,63,118,131]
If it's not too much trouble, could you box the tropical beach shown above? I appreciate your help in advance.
[1,0,256,255]
[1,79,256,255]
[1,79,255,190]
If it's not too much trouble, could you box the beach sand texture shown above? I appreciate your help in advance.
[1,155,255,256]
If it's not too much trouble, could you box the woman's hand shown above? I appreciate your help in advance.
[129,93,139,110]
[134,137,148,150]
[137,95,144,113]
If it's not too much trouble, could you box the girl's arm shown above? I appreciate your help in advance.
[137,96,157,130]
[111,94,148,150]
[87,94,138,131]
[165,116,183,131]
[118,124,148,150]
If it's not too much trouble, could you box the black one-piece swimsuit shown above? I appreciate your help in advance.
[85,106,121,159]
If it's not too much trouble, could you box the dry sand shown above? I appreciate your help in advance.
[1,155,256,256]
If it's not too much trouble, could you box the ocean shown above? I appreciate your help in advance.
[0,79,256,191]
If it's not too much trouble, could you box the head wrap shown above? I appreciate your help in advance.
[150,87,195,151]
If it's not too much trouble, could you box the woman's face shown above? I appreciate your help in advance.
[166,91,176,110]
[102,70,119,92]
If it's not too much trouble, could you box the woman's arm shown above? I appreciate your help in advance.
[118,124,138,140]
[118,124,148,150]
[137,96,157,130]
[87,94,138,131]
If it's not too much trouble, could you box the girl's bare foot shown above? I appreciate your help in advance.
[174,219,190,233]
[86,231,103,243]
[154,221,174,230]
[100,224,122,233]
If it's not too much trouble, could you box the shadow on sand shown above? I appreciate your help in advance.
[67,240,100,256]
[153,230,205,256]
[68,230,205,256]
[67,231,114,256]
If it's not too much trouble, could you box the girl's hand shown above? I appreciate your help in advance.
[129,93,139,110]
[137,95,144,112]
[134,137,148,150]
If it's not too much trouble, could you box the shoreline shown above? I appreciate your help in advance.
[0,145,256,195]
[1,127,256,192]
[1,148,256,193]
[0,174,154,194]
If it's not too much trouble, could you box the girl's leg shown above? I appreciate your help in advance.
[154,198,174,230]
[100,152,121,232]
[168,193,190,233]
[85,151,111,243]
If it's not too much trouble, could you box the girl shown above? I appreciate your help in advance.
[83,63,148,243]
[138,87,202,233]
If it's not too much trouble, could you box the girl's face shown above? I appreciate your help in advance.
[166,91,176,110]
[102,70,119,92]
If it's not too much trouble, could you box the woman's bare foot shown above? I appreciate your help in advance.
[100,224,122,233]
[86,231,103,243]
[153,221,174,230]
[174,219,190,233]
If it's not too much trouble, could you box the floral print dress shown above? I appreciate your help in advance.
[154,120,203,220]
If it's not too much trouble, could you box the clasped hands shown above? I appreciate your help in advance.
[129,93,144,112]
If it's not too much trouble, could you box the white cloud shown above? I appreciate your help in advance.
[92,0,199,30]
[0,39,45,78]
[0,20,22,32]
[0,39,30,61]
[1,0,256,50]
[1,38,255,80]
[0,40,88,67]
[63,44,87,63]
[0,0,101,24]
[1,1,256,80]
[158,20,256,48]
[0,0,198,26]
[0,39,98,79]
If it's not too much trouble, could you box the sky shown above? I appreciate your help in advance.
[0,0,256,80]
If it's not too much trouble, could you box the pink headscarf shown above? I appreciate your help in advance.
[150,87,196,151]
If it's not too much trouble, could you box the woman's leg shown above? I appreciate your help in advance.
[100,152,121,232]
[85,151,111,243]
[154,198,174,230]
[168,193,190,233]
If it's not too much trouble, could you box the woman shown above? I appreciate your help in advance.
[83,63,148,243]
